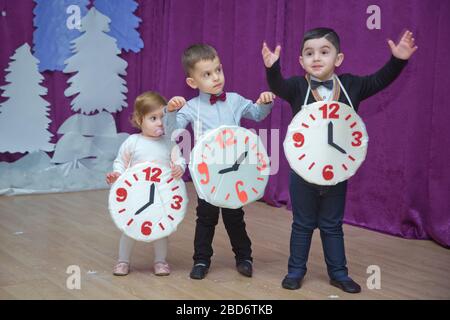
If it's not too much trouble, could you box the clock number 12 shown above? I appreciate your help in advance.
[143,166,162,182]
[319,103,340,119]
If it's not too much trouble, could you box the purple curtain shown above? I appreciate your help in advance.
[1,0,448,247]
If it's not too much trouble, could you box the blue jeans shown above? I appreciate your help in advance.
[288,171,349,281]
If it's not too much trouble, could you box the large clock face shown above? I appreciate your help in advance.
[189,126,270,209]
[108,162,188,242]
[283,101,369,185]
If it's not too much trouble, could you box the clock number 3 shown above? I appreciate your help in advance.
[216,129,237,149]
[171,195,184,210]
[352,131,363,147]
[256,152,267,172]
[143,166,162,182]
[319,103,340,119]
[235,180,249,203]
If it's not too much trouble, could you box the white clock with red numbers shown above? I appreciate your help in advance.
[108,162,188,242]
[284,101,368,185]
[190,125,270,209]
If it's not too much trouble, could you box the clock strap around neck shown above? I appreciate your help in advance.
[334,76,354,109]
[303,74,354,109]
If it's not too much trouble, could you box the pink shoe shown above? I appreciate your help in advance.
[113,262,130,276]
[154,261,170,276]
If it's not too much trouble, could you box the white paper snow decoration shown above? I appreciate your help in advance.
[57,111,117,135]
[0,43,54,153]
[63,8,128,114]
[51,132,100,163]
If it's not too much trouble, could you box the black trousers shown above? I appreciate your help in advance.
[193,197,252,267]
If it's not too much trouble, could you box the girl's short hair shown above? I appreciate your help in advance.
[131,91,167,128]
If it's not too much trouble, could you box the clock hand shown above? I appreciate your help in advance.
[135,184,155,216]
[327,121,347,154]
[218,151,249,174]
[149,183,155,205]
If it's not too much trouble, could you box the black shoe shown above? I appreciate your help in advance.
[236,260,253,277]
[190,264,209,280]
[330,278,361,293]
[281,276,303,290]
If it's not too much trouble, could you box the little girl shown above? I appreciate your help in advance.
[106,91,186,276]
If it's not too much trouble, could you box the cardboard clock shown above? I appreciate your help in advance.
[108,162,188,242]
[189,125,270,209]
[283,101,368,186]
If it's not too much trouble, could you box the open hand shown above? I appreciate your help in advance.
[388,30,418,60]
[106,172,121,185]
[167,96,186,112]
[256,91,276,104]
[262,42,281,68]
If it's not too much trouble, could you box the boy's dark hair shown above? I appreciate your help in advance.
[301,27,340,53]
[182,44,218,76]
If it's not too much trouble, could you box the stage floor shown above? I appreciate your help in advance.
[0,182,448,300]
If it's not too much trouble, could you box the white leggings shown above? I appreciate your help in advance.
[118,233,168,264]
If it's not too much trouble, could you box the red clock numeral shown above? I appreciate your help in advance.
[235,180,248,204]
[322,165,334,181]
[198,162,210,184]
[351,131,363,147]
[141,221,152,236]
[143,167,162,182]
[293,132,305,148]
[256,152,267,172]
[171,195,183,210]
[215,129,236,149]
[319,103,340,119]
[116,188,127,202]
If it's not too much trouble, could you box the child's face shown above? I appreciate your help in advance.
[299,37,344,81]
[139,108,164,138]
[186,56,225,95]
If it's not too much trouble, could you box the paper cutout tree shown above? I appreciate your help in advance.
[94,0,144,53]
[64,8,128,114]
[0,43,54,153]
[33,0,89,72]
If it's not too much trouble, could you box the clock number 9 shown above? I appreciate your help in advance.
[171,195,183,210]
[319,103,340,119]
[198,162,210,184]
[216,129,237,149]
[322,165,334,181]
[116,188,127,202]
[351,131,363,147]
[141,221,152,236]
[293,132,305,148]
[235,180,248,204]
[256,152,267,172]
[143,166,162,182]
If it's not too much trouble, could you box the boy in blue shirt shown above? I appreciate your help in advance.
[165,44,275,279]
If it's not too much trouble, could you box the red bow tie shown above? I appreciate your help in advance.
[210,92,226,105]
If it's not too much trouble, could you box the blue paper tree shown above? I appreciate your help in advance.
[94,0,144,53]
[33,0,89,72]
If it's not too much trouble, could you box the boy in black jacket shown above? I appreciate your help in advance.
[262,28,417,293]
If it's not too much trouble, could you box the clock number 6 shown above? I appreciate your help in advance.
[141,221,152,236]
[235,180,248,204]
[352,131,363,147]
[319,103,340,119]
[216,129,236,149]
[143,167,162,182]
[171,195,183,210]
[322,165,334,181]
